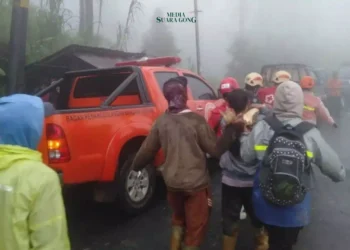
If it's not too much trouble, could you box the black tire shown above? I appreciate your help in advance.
[116,153,156,215]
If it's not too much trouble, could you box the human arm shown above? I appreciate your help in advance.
[29,171,70,250]
[131,122,161,172]
[311,130,346,182]
[240,120,267,163]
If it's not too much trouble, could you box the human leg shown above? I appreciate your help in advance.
[265,225,302,250]
[182,188,212,250]
[221,184,243,250]
[241,187,268,250]
[167,191,185,250]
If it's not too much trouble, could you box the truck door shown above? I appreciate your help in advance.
[183,74,217,120]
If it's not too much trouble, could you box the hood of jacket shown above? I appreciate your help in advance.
[273,80,304,119]
[0,94,45,170]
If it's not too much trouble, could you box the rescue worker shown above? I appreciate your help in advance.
[244,72,264,104]
[257,70,291,107]
[208,77,248,220]
[220,89,268,250]
[0,94,70,250]
[326,71,342,118]
[130,76,241,250]
[300,76,337,127]
[208,77,240,136]
[240,81,345,250]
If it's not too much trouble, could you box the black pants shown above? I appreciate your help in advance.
[265,225,302,250]
[221,184,262,235]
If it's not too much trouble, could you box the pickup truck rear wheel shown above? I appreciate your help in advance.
[117,153,156,215]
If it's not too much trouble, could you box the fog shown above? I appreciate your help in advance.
[30,0,350,83]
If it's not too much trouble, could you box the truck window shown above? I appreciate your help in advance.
[154,72,179,90]
[184,74,216,100]
[73,73,140,98]
[71,73,142,107]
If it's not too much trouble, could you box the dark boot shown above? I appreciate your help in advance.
[170,226,184,250]
[222,230,239,250]
[254,228,269,250]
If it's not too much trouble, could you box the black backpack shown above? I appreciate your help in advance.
[259,115,314,206]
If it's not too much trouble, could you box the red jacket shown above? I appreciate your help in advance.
[257,86,277,107]
[208,101,228,137]
[303,91,334,125]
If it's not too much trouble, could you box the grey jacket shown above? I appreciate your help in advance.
[240,117,346,183]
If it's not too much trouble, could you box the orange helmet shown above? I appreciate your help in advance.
[300,76,315,89]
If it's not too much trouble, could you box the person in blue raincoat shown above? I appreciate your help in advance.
[240,81,345,250]
[0,94,70,250]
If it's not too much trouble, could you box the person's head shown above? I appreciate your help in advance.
[163,76,188,113]
[0,94,55,149]
[273,81,304,119]
[218,77,240,100]
[273,70,292,85]
[244,72,263,93]
[226,89,250,114]
[300,76,315,91]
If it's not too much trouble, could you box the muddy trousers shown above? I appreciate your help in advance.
[222,184,263,235]
[221,184,268,250]
[265,225,302,250]
[167,188,212,249]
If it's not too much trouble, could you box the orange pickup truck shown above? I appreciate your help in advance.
[37,57,218,214]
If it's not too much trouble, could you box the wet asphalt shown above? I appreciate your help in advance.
[65,115,350,250]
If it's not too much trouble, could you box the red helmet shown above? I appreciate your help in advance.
[219,77,240,94]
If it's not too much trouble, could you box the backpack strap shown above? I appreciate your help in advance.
[264,114,284,132]
[294,121,315,136]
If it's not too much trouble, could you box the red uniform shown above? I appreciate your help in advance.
[208,101,228,137]
[257,86,277,107]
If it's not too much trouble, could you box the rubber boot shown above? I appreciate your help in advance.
[222,231,239,250]
[254,228,269,250]
[170,226,184,250]
[182,247,199,250]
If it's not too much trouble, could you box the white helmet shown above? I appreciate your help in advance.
[245,72,263,87]
[273,70,291,84]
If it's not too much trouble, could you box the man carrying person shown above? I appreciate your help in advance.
[219,89,269,250]
[240,80,345,250]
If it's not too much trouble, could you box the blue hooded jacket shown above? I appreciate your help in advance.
[0,94,70,250]
[0,94,45,149]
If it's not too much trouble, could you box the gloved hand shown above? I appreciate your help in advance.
[333,123,338,128]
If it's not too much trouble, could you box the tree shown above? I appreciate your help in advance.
[115,0,143,51]
[79,0,94,40]
[142,8,179,57]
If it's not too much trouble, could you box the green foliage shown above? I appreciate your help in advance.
[0,0,106,66]
[142,8,180,57]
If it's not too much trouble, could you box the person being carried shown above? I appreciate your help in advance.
[130,76,241,250]
[208,77,240,136]
[257,71,291,107]
[0,94,70,250]
[219,89,269,250]
[300,76,337,128]
[240,81,345,250]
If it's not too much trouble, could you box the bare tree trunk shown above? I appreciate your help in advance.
[85,0,94,38]
[79,0,85,35]
[97,0,103,35]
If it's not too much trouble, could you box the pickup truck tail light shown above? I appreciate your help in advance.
[46,123,71,163]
